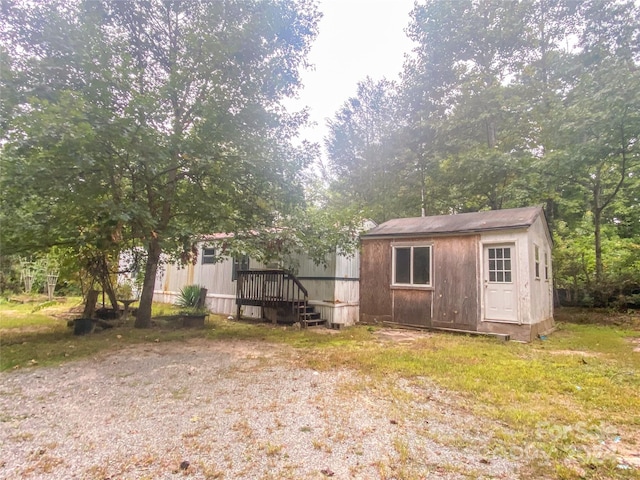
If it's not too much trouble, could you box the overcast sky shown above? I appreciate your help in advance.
[286,0,416,152]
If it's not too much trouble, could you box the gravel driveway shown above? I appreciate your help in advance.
[0,338,519,479]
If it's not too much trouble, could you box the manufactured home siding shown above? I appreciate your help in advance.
[154,255,266,317]
[432,235,479,330]
[293,252,337,278]
[154,242,362,324]
[287,249,360,324]
[360,239,392,323]
[335,251,360,279]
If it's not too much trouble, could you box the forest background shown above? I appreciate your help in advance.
[0,0,639,321]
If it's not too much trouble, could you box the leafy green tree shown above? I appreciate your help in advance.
[554,58,640,288]
[550,0,640,289]
[0,0,320,326]
[325,0,640,304]
[400,0,539,214]
[325,77,405,222]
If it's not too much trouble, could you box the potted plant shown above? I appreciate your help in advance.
[178,306,209,328]
[176,285,209,328]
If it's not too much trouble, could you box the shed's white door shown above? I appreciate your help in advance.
[484,245,517,322]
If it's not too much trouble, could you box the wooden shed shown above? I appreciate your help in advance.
[359,206,554,342]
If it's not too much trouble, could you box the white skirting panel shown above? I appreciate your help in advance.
[152,291,261,319]
[309,301,359,326]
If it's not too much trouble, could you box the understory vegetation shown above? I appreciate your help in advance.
[1,300,638,479]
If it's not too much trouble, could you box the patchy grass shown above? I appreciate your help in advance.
[1,302,639,478]
[291,313,640,479]
[0,296,80,329]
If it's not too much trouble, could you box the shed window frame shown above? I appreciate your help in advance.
[487,246,513,283]
[534,244,540,280]
[544,251,549,281]
[391,244,432,288]
[202,247,216,265]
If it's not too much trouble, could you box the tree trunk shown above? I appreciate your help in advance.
[593,207,603,286]
[134,237,162,328]
[83,289,100,318]
[102,276,119,312]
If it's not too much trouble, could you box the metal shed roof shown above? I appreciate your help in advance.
[362,206,545,238]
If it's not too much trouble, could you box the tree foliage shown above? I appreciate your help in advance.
[0,0,320,324]
[324,0,640,305]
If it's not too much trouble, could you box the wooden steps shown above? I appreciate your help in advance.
[235,270,327,328]
[297,304,326,327]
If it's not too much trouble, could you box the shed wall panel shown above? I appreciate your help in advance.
[528,216,554,325]
[432,235,479,330]
[360,239,392,323]
[392,289,432,326]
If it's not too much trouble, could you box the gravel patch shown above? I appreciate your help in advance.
[0,338,519,479]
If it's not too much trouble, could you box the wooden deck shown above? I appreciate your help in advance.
[236,270,324,327]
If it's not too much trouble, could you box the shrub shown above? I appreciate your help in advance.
[176,285,203,308]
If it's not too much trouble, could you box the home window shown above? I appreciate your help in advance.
[534,244,540,279]
[393,245,431,286]
[202,248,216,264]
[232,256,250,281]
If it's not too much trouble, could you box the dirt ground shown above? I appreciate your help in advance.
[0,337,522,480]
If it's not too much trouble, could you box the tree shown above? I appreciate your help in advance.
[323,0,640,303]
[0,0,320,326]
[554,58,640,288]
[325,77,404,223]
[550,0,640,290]
[400,0,539,214]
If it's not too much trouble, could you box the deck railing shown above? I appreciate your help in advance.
[235,270,308,324]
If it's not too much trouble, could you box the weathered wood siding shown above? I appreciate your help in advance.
[359,209,554,341]
[392,289,432,326]
[361,235,479,329]
[432,235,479,330]
[360,239,392,324]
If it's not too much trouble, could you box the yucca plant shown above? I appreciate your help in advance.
[176,285,202,308]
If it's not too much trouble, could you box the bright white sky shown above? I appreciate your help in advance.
[286,0,416,152]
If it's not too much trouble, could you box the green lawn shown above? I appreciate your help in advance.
[1,298,639,479]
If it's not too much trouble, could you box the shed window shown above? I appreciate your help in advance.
[393,245,431,286]
[488,247,512,283]
[534,244,540,279]
[544,251,549,281]
[202,248,216,264]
